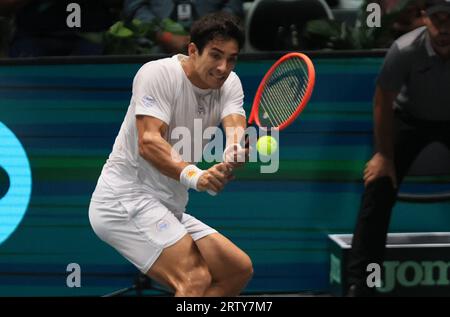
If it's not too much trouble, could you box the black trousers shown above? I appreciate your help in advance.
[347,113,450,289]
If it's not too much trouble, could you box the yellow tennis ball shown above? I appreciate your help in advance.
[257,136,278,156]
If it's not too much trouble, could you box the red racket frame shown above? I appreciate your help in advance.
[248,52,316,131]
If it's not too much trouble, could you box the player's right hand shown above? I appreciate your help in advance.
[197,163,234,193]
[363,152,397,188]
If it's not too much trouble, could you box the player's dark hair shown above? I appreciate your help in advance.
[190,12,245,54]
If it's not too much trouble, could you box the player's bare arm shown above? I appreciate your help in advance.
[137,115,231,193]
[137,115,188,179]
[221,113,249,168]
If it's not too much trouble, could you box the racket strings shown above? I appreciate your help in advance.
[265,59,307,125]
[259,57,309,128]
[273,61,306,120]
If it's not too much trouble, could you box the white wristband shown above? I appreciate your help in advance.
[179,165,205,191]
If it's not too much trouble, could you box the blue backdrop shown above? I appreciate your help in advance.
[0,54,449,296]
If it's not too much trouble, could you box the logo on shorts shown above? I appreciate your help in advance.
[156,220,170,232]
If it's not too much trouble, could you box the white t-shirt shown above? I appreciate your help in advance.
[92,55,245,215]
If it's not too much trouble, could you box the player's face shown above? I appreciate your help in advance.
[424,11,450,51]
[190,38,239,89]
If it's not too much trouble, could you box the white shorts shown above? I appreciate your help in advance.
[89,196,217,273]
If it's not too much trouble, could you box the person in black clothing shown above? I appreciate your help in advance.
[347,0,450,296]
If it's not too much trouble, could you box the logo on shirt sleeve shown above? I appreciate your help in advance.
[142,95,158,109]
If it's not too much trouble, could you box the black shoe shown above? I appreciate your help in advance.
[346,284,376,297]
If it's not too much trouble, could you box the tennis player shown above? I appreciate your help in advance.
[89,12,252,297]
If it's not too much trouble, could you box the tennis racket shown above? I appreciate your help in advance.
[208,52,315,195]
[248,52,315,130]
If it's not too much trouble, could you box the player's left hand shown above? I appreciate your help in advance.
[224,138,250,169]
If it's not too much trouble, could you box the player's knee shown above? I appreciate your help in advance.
[240,255,254,283]
[176,265,212,296]
[232,254,253,285]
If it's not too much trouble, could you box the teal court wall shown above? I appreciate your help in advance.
[1,53,449,296]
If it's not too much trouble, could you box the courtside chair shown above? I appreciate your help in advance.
[397,142,450,203]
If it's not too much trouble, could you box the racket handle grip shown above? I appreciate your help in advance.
[207,189,217,196]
